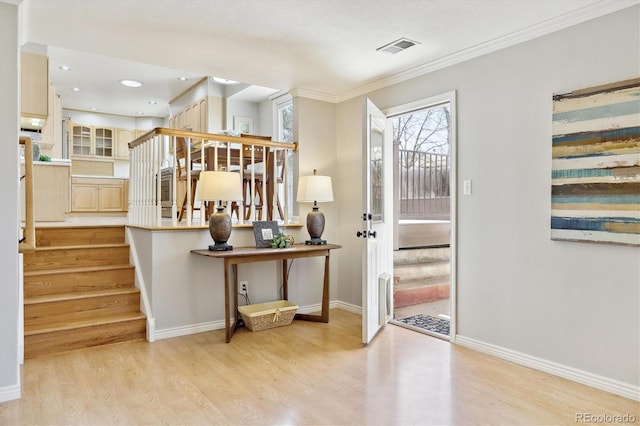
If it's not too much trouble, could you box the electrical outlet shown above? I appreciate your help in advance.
[240,280,249,294]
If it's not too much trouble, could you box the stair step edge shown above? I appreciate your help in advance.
[395,277,450,288]
[24,264,134,276]
[393,259,451,268]
[25,288,140,305]
[24,312,146,336]
[32,243,129,251]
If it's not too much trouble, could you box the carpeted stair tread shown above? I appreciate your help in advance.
[395,275,450,289]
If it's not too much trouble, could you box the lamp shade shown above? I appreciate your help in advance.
[197,171,243,202]
[297,174,334,203]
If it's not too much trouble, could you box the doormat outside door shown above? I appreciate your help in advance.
[395,314,450,336]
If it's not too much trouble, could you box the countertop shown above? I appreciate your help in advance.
[21,159,71,166]
[72,174,129,179]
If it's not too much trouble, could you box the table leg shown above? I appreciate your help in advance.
[294,253,330,323]
[282,259,288,300]
[232,264,239,332]
[224,259,231,342]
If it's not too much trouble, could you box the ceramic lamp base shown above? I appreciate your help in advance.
[305,238,327,245]
[209,242,234,251]
[208,207,233,251]
[305,206,326,245]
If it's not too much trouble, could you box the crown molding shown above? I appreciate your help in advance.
[289,87,337,104]
[335,0,639,103]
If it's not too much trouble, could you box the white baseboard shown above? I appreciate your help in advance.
[153,319,227,341]
[455,335,640,401]
[296,302,322,315]
[146,317,156,343]
[0,384,21,403]
[334,300,362,315]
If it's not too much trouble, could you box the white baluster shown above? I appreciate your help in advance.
[154,135,162,227]
[171,135,177,227]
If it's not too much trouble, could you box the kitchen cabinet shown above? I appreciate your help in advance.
[69,122,114,158]
[116,128,134,159]
[20,160,71,222]
[39,83,62,154]
[21,52,49,119]
[71,177,127,212]
[170,96,213,132]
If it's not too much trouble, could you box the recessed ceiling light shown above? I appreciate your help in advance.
[213,77,240,85]
[136,112,145,115]
[120,79,143,88]
[177,76,188,82]
[59,65,71,71]
[71,87,81,92]
[147,100,158,105]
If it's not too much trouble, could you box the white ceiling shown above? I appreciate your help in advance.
[19,0,636,119]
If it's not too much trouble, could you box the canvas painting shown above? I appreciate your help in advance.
[551,78,640,246]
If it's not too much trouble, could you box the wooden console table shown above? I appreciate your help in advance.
[191,243,341,342]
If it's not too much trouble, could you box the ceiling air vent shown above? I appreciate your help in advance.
[377,37,420,54]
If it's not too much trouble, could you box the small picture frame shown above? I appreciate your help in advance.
[233,116,253,134]
[252,221,280,248]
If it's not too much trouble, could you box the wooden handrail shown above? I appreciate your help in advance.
[19,137,35,252]
[127,127,298,228]
[129,127,298,152]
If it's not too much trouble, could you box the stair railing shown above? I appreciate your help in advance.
[19,137,35,252]
[128,128,298,228]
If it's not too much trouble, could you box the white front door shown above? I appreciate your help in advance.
[361,98,393,344]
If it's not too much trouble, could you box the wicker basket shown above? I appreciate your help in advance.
[238,300,298,332]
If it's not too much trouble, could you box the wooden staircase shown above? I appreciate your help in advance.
[394,247,450,308]
[23,226,146,359]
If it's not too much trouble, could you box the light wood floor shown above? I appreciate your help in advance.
[1,309,637,425]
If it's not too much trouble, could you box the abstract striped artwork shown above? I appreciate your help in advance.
[551,78,640,246]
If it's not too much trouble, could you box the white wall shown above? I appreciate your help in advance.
[294,96,340,304]
[63,109,163,130]
[0,1,21,402]
[336,7,640,394]
[226,99,259,134]
[258,98,273,138]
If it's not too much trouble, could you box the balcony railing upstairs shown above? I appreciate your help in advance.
[128,128,298,228]
[399,149,450,220]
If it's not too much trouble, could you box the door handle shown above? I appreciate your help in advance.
[356,230,376,238]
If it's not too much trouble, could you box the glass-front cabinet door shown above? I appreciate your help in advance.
[70,124,114,158]
[72,125,91,156]
[94,127,113,157]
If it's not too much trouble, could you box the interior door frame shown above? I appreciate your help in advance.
[383,90,458,342]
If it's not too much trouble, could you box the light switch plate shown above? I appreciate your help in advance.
[463,179,472,195]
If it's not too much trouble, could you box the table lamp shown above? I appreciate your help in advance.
[296,169,334,245]
[197,171,243,251]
